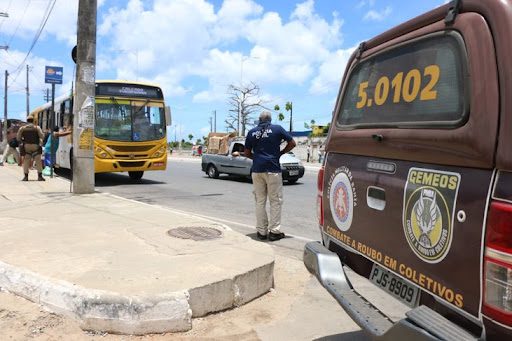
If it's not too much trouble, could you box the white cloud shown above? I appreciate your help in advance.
[97,0,344,102]
[356,0,376,9]
[0,0,78,47]
[363,6,392,21]
[213,0,263,43]
[309,46,355,94]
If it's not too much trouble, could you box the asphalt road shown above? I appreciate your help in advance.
[93,158,322,247]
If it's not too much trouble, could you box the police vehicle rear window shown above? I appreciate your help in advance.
[337,33,467,128]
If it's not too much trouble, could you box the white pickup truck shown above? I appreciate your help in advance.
[201,140,305,183]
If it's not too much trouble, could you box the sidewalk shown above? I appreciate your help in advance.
[0,165,274,335]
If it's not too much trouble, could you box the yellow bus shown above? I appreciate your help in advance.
[31,80,171,180]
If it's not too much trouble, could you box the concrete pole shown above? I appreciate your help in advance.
[72,0,96,194]
[3,70,8,146]
[289,102,293,133]
[50,83,55,178]
[213,109,216,132]
[26,65,30,117]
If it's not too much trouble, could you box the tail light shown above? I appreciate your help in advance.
[483,201,512,325]
[317,167,325,227]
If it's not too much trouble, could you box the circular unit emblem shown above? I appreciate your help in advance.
[404,187,451,263]
[329,171,353,231]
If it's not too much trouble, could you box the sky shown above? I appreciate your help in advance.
[0,0,449,142]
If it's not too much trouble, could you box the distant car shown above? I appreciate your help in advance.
[201,140,305,183]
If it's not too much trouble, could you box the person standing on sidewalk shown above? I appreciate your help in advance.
[17,115,45,181]
[0,124,20,166]
[244,111,296,241]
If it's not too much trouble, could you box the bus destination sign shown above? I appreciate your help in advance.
[96,83,163,99]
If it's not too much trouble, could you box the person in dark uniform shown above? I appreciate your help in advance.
[244,111,296,241]
[17,115,45,181]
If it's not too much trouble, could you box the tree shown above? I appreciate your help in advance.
[304,119,316,129]
[226,82,267,136]
[188,134,193,142]
[274,101,293,132]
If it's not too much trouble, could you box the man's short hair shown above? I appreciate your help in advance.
[259,111,272,123]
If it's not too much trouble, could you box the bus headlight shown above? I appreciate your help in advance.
[152,146,167,158]
[95,146,111,159]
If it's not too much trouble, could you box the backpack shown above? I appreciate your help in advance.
[8,138,18,148]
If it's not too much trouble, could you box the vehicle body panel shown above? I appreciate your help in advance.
[306,1,512,339]
[202,140,305,181]
[326,12,498,169]
[323,154,493,317]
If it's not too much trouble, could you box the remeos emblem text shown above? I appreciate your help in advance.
[403,168,460,263]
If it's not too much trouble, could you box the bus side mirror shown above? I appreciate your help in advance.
[165,106,172,126]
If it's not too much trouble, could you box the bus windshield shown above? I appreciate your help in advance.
[95,99,166,142]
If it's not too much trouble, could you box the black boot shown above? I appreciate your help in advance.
[37,173,45,181]
[22,174,28,181]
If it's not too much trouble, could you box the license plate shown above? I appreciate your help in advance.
[289,170,299,176]
[369,264,420,308]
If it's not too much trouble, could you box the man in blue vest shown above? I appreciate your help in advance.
[244,111,296,241]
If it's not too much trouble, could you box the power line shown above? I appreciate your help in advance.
[0,0,13,33]
[5,0,31,47]
[9,0,56,85]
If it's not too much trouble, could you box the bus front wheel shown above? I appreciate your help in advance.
[128,171,144,180]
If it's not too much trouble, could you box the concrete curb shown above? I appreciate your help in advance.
[0,258,274,334]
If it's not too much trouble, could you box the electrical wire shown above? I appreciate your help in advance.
[5,0,31,47]
[8,0,56,85]
[0,0,14,33]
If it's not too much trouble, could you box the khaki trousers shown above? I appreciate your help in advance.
[251,172,283,235]
[22,144,42,174]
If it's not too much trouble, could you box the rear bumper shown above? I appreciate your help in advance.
[303,241,478,341]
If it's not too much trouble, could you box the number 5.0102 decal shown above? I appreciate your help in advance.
[356,64,440,109]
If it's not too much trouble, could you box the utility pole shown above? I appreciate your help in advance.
[209,117,212,132]
[213,109,216,132]
[26,65,30,117]
[0,11,8,50]
[289,102,293,132]
[0,13,7,51]
[72,0,97,194]
[44,88,50,102]
[3,70,8,146]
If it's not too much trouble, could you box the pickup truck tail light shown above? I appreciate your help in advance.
[317,167,324,227]
[483,201,512,326]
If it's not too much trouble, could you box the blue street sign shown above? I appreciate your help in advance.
[45,66,63,84]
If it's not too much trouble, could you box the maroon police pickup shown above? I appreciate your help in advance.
[304,1,512,340]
